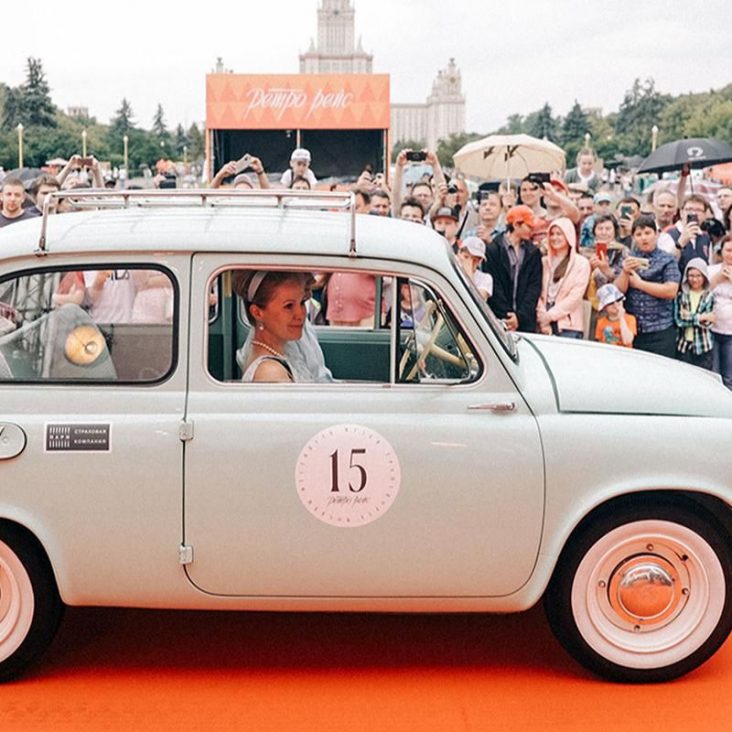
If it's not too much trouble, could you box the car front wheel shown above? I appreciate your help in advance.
[0,524,63,681]
[545,500,732,682]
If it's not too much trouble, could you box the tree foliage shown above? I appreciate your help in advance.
[436,132,483,167]
[1,58,731,176]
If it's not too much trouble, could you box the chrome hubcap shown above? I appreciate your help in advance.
[597,545,691,632]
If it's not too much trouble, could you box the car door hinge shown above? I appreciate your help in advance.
[179,420,194,442]
[179,544,194,565]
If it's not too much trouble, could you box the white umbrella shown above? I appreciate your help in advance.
[453,134,566,183]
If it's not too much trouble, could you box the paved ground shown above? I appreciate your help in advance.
[1,604,730,730]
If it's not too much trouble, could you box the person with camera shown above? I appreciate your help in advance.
[210,155,270,190]
[391,148,445,220]
[615,196,641,246]
[657,194,711,272]
[56,154,104,190]
[483,205,543,333]
[465,186,504,244]
[615,215,681,358]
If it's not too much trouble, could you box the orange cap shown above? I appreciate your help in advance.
[506,205,538,228]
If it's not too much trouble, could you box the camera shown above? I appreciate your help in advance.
[79,157,94,168]
[405,151,427,162]
[159,174,177,190]
[447,184,458,195]
[527,172,551,185]
[701,218,725,238]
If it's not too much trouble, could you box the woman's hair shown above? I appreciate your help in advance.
[593,213,620,239]
[290,175,311,189]
[231,271,304,322]
[631,214,658,234]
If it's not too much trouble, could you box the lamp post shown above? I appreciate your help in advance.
[183,145,188,164]
[584,132,591,150]
[82,129,87,157]
[651,125,659,152]
[123,134,129,171]
[16,124,24,168]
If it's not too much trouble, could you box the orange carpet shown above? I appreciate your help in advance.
[0,605,730,731]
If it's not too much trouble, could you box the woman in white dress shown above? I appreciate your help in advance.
[235,271,307,383]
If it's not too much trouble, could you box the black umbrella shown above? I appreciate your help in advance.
[637,138,732,174]
[3,167,44,188]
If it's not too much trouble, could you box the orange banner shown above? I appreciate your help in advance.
[206,74,390,131]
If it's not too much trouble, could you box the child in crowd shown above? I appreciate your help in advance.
[595,284,636,347]
[674,257,715,370]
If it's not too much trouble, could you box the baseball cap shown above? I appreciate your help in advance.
[505,205,537,228]
[290,148,311,163]
[594,192,613,204]
[459,236,487,260]
[597,283,624,311]
[432,206,459,222]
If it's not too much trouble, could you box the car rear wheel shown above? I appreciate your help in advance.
[0,524,63,681]
[545,501,732,682]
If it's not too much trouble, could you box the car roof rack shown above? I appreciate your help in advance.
[37,188,357,257]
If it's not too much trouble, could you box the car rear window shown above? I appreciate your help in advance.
[0,265,177,384]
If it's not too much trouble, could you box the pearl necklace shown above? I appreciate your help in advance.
[252,339,286,359]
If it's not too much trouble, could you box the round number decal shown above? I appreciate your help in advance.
[295,425,401,527]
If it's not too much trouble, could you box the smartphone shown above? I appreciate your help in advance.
[687,213,699,224]
[620,205,632,218]
[596,242,608,258]
[79,157,94,167]
[632,257,650,271]
[528,172,551,184]
[235,154,253,174]
[405,151,427,162]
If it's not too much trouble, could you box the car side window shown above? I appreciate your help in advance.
[396,278,480,384]
[0,266,176,383]
[208,267,479,385]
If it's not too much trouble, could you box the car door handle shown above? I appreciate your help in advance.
[467,401,516,413]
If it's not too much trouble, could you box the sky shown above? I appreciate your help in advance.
[3,0,731,134]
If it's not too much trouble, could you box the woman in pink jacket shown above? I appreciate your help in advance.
[536,217,591,338]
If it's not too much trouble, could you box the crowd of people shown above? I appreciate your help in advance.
[1,144,731,389]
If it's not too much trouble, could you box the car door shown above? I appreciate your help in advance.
[183,255,544,598]
[0,259,187,599]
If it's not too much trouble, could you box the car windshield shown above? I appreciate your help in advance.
[449,255,518,361]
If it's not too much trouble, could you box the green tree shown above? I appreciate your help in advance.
[525,103,558,142]
[561,100,589,160]
[109,98,135,138]
[437,131,484,168]
[18,58,56,128]
[496,113,525,135]
[152,104,168,138]
[186,122,204,161]
[614,78,671,155]
[173,124,189,158]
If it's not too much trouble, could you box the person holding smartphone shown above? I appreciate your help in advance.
[615,197,641,246]
[657,195,712,273]
[615,215,681,358]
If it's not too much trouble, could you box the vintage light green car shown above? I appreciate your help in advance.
[0,190,731,682]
